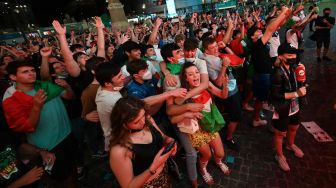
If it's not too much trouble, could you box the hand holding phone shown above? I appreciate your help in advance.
[161,140,176,155]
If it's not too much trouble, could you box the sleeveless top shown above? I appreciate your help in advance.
[131,126,164,176]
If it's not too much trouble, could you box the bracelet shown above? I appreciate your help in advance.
[148,168,156,175]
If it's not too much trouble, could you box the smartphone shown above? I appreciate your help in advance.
[161,140,176,155]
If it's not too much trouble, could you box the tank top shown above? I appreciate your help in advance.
[131,126,164,176]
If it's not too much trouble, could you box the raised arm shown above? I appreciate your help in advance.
[261,6,290,45]
[52,20,81,77]
[147,17,162,45]
[39,47,52,81]
[94,16,106,58]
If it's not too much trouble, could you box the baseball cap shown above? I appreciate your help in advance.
[277,43,298,55]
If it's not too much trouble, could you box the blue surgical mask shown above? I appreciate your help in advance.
[178,58,185,64]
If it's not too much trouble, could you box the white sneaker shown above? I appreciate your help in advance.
[286,144,304,158]
[253,119,267,127]
[275,155,290,172]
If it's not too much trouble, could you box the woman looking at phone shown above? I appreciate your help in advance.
[109,96,176,188]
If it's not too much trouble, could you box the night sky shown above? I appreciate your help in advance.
[20,0,136,26]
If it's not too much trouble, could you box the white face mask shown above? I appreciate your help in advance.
[149,55,157,61]
[142,70,152,80]
[153,45,159,49]
[185,57,196,63]
[113,86,124,91]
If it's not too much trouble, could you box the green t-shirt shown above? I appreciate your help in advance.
[26,83,71,151]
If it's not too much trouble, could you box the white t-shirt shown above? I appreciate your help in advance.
[95,87,122,151]
[269,31,281,58]
[201,54,222,81]
[286,29,299,49]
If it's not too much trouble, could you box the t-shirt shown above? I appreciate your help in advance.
[315,15,335,36]
[127,78,158,99]
[65,69,94,119]
[269,31,281,58]
[202,54,223,81]
[95,87,122,151]
[81,84,100,119]
[250,38,272,74]
[25,89,71,151]
[286,29,299,49]
[0,132,24,187]
[230,38,244,56]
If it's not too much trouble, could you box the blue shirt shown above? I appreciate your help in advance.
[127,78,158,99]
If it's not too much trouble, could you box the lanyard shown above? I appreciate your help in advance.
[280,65,297,91]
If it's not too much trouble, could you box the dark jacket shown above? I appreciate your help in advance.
[271,65,297,118]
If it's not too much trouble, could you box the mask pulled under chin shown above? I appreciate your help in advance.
[178,58,185,64]
[185,57,196,63]
[142,70,153,80]
[149,55,157,61]
[113,86,124,91]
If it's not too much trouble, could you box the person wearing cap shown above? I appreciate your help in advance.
[247,5,293,128]
[271,43,307,172]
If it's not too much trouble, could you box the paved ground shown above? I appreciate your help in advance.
[80,1,336,187]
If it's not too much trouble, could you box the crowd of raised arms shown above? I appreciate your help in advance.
[0,1,334,188]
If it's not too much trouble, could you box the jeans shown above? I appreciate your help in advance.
[174,126,198,181]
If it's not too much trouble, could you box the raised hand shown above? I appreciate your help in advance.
[52,20,66,35]
[93,16,104,28]
[54,79,70,89]
[155,17,163,27]
[40,47,52,57]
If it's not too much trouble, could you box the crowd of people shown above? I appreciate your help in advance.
[0,1,334,188]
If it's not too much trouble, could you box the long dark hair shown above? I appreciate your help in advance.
[109,96,150,149]
[180,61,198,90]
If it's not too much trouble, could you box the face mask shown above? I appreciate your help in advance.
[285,58,297,65]
[149,55,157,61]
[185,57,196,63]
[153,45,159,49]
[227,78,237,92]
[324,13,330,17]
[142,70,152,80]
[178,58,185,64]
[258,34,263,39]
[113,86,124,91]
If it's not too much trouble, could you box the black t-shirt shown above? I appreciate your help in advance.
[64,70,94,119]
[0,132,25,187]
[315,15,335,36]
[251,38,272,74]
